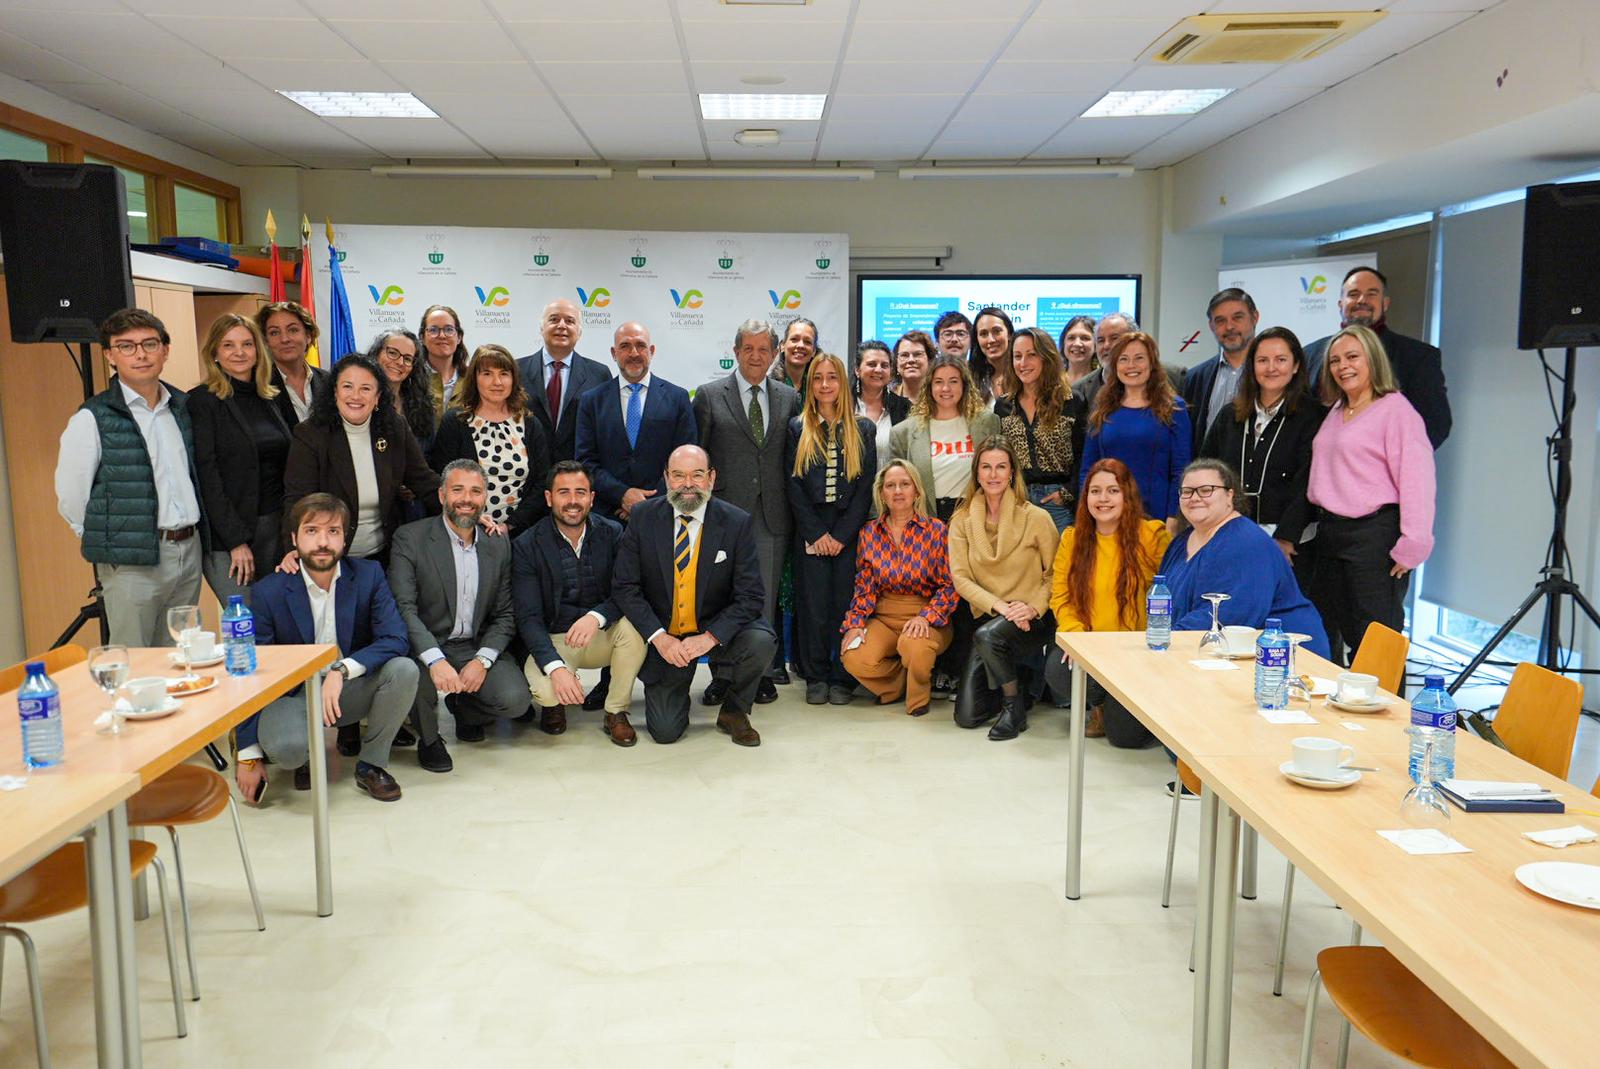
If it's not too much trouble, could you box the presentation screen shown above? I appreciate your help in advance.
[856,274,1141,348]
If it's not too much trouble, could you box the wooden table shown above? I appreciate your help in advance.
[1057,629,1600,1069]
[1,771,140,1069]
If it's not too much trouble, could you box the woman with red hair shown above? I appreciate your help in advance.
[1044,458,1172,746]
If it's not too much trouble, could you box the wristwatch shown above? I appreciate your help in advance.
[330,661,351,681]
[474,654,494,671]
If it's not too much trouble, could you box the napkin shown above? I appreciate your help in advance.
[0,775,26,791]
[1377,829,1473,855]
[1189,660,1240,672]
[1258,707,1317,724]
[1523,825,1598,849]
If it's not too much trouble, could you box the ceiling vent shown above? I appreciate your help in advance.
[1143,11,1386,65]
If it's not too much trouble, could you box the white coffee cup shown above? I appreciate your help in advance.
[122,676,168,711]
[1291,736,1355,777]
[1223,625,1257,656]
[1336,672,1379,704]
[184,630,217,661]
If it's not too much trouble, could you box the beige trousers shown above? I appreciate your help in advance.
[523,618,647,714]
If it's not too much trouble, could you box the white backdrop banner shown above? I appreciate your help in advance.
[1218,253,1377,347]
[311,224,849,388]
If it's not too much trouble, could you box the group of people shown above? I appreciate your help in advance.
[53,262,1443,800]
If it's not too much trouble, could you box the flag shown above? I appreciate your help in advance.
[265,210,285,303]
[300,214,321,367]
[325,219,356,365]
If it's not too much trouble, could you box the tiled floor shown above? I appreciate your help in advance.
[10,670,1589,1069]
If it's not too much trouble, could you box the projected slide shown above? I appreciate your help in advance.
[857,275,1141,346]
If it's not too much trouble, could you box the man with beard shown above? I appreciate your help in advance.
[1182,288,1261,452]
[1304,265,1451,448]
[512,461,647,745]
[611,445,775,746]
[388,460,530,766]
[233,493,416,803]
[517,297,612,463]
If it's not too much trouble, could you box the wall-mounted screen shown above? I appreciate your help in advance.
[856,274,1142,348]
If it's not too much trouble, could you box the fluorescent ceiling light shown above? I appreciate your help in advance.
[370,165,612,180]
[278,91,438,118]
[1082,89,1233,118]
[699,93,825,121]
[899,165,1133,180]
[636,167,872,182]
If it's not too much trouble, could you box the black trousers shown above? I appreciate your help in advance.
[792,510,857,688]
[933,496,973,679]
[970,613,1054,689]
[642,623,776,744]
[1043,654,1155,749]
[1312,506,1407,667]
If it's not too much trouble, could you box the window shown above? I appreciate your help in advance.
[0,127,49,162]
[86,156,154,245]
[174,184,223,241]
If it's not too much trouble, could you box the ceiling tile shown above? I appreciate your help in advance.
[540,61,687,95]
[1031,115,1186,159]
[819,119,944,158]
[1114,64,1277,91]
[976,60,1134,94]
[398,61,545,94]
[673,0,853,22]
[1339,11,1479,55]
[680,19,845,63]
[835,61,984,95]
[151,16,365,61]
[0,0,125,11]
[0,31,108,83]
[228,58,405,92]
[322,117,484,156]
[1031,0,1208,17]
[706,140,823,162]
[1250,47,1385,90]
[844,20,1018,63]
[421,93,593,158]
[824,94,962,122]
[506,20,681,63]
[851,0,1034,16]
[0,11,193,55]
[998,18,1172,63]
[585,134,704,161]
[702,120,817,143]
[561,93,697,126]
[301,0,494,17]
[488,0,671,17]
[924,137,1051,161]
[953,92,1097,124]
[71,50,260,92]
[124,0,316,16]
[689,61,835,94]
[329,20,525,62]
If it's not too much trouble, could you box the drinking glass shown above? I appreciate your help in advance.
[88,643,130,736]
[1285,633,1311,699]
[1400,735,1451,827]
[167,604,200,681]
[1198,593,1231,657]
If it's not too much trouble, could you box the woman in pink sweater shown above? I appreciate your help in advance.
[1307,324,1435,665]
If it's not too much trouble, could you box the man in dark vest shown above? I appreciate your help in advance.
[55,308,205,646]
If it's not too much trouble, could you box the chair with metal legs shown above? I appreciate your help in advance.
[0,840,187,1068]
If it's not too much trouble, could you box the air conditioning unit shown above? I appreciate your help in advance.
[1143,11,1387,65]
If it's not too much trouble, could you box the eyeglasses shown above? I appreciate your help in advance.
[380,347,415,365]
[938,328,970,340]
[108,338,164,355]
[424,325,458,337]
[1178,485,1226,501]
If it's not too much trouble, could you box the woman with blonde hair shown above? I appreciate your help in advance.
[429,343,552,539]
[785,352,878,704]
[947,438,1060,740]
[1079,331,1192,528]
[188,313,291,603]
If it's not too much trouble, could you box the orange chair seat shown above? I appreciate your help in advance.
[0,841,157,924]
[1317,946,1515,1069]
[1177,759,1203,796]
[127,764,230,827]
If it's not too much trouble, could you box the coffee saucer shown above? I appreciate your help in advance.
[1280,761,1361,789]
[1328,696,1389,713]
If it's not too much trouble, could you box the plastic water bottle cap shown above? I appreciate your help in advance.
[227,594,245,607]
[1265,617,1282,630]
[1153,574,1165,583]
[25,661,43,674]
[1424,673,1445,689]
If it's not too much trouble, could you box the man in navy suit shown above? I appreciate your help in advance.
[233,493,418,804]
[517,297,612,463]
[1182,288,1260,453]
[574,321,698,522]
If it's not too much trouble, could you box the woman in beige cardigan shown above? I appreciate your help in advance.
[948,437,1060,740]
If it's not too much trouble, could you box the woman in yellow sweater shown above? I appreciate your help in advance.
[1045,458,1173,747]
[948,438,1061,740]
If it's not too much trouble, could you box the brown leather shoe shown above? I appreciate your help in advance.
[1085,705,1105,739]
[716,709,761,747]
[539,705,568,735]
[353,762,401,802]
[603,711,637,747]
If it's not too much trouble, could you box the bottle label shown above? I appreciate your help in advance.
[1257,645,1288,669]
[1147,597,1171,615]
[19,695,48,721]
[1411,707,1456,731]
[224,617,255,640]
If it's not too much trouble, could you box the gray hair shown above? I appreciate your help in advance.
[733,318,779,350]
[440,458,486,485]
[1099,311,1138,333]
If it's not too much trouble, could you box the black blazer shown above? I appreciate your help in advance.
[1198,395,1325,544]
[1304,326,1451,448]
[269,364,329,428]
[427,409,552,538]
[510,514,624,669]
[857,389,910,425]
[282,417,440,553]
[611,496,765,670]
[516,349,612,462]
[187,382,292,550]
[783,416,877,546]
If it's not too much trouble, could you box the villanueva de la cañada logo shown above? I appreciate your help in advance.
[623,238,655,278]
[575,286,613,328]
[1300,274,1327,294]
[524,234,557,278]
[475,286,510,308]
[368,284,405,307]
[367,284,407,328]
[421,232,453,276]
[768,288,802,310]
[667,287,705,331]
[474,285,511,327]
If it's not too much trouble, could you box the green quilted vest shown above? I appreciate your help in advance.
[78,379,197,566]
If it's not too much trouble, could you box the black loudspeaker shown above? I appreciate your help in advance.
[1518,180,1600,350]
[0,161,135,344]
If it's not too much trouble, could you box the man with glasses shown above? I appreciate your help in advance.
[1072,312,1184,407]
[55,308,204,646]
[933,311,973,361]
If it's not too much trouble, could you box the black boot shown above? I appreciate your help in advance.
[953,654,999,729]
[988,695,1028,741]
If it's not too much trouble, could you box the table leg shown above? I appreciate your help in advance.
[1192,784,1218,1069]
[307,671,333,917]
[1240,825,1258,900]
[108,804,144,1068]
[83,813,125,1069]
[1205,794,1241,1069]
[1065,660,1087,900]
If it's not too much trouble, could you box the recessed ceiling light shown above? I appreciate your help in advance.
[1082,89,1234,118]
[699,93,825,121]
[734,129,781,147]
[740,75,787,87]
[277,90,438,119]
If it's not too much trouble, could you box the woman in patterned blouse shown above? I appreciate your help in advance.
[428,344,552,539]
[839,460,958,718]
[994,327,1088,532]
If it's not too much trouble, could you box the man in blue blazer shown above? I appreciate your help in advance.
[574,321,698,522]
[233,493,419,804]
[517,297,613,463]
[1181,288,1259,454]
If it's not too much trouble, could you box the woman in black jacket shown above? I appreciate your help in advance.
[427,343,552,539]
[853,340,909,477]
[189,313,293,604]
[1198,326,1324,589]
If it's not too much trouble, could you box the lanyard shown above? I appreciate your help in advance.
[1240,407,1287,500]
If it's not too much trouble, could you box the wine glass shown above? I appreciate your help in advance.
[88,643,130,736]
[167,604,200,682]
[1400,731,1451,828]
[1198,593,1231,657]
[1285,633,1311,700]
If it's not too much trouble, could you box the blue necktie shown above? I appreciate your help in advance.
[625,382,643,448]
[675,515,692,572]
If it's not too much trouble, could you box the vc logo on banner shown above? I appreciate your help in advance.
[1300,275,1327,294]
[669,288,704,309]
[576,287,611,308]
[368,285,405,306]
[768,289,802,310]
[475,286,510,307]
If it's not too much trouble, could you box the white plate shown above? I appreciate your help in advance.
[114,696,181,720]
[1515,862,1600,910]
[1328,696,1390,713]
[168,651,224,668]
[1280,761,1361,789]
[167,674,217,698]
[1302,675,1337,698]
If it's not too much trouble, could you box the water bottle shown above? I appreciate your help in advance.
[1254,618,1290,709]
[221,594,257,677]
[1146,574,1172,651]
[18,661,64,769]
[1408,673,1458,785]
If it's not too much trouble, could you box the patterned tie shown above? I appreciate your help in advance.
[675,514,692,572]
[625,381,643,448]
[748,384,764,447]
[546,359,564,421]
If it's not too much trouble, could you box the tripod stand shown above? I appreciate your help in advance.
[1448,346,1600,692]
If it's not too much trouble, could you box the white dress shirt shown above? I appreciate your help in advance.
[421,516,499,668]
[56,380,202,536]
[302,563,363,679]
[646,498,708,644]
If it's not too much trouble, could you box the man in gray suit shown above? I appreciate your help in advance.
[693,318,799,706]
[388,459,531,767]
